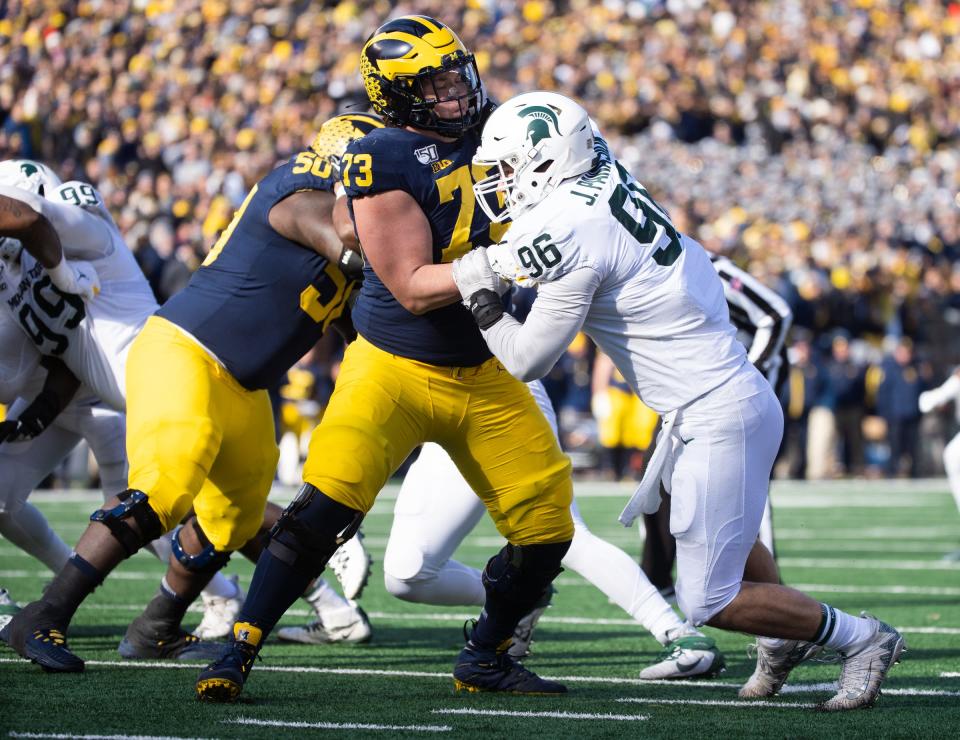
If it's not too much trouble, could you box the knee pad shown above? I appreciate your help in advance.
[89,489,163,557]
[171,518,231,574]
[482,541,570,611]
[266,483,364,578]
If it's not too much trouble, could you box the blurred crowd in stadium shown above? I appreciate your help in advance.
[2,0,958,482]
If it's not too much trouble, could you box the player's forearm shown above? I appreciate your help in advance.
[480,267,596,381]
[0,192,63,267]
[482,314,566,381]
[39,356,81,409]
[397,263,461,314]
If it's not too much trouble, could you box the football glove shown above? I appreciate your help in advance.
[487,241,538,287]
[47,257,100,301]
[338,246,365,284]
[452,248,508,308]
[0,389,63,444]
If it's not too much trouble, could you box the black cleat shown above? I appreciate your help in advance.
[453,640,566,695]
[195,621,262,702]
[0,601,84,673]
[118,614,227,662]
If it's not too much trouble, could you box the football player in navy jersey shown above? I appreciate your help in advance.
[197,15,575,702]
[4,115,381,673]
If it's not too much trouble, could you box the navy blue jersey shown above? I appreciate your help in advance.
[159,152,352,390]
[343,126,508,366]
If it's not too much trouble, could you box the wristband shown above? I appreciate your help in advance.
[469,289,505,330]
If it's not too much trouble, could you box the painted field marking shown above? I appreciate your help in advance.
[9,733,215,740]
[431,708,648,721]
[775,527,960,540]
[4,598,957,632]
[225,717,451,733]
[2,657,957,697]
[617,697,813,709]
[776,558,959,571]
[23,600,960,632]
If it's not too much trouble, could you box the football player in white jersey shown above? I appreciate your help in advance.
[0,160,244,657]
[452,91,904,711]
[382,375,724,679]
[643,254,792,593]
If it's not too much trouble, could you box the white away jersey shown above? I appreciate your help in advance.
[0,303,43,404]
[0,181,158,410]
[487,138,746,412]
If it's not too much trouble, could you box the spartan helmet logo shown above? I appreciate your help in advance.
[19,163,38,177]
[520,105,561,147]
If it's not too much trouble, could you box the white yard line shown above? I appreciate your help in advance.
[431,709,647,721]
[1,656,956,696]
[15,599,957,633]
[6,599,958,632]
[617,697,814,709]
[225,718,451,733]
[9,734,214,740]
[776,558,959,571]
[775,527,960,539]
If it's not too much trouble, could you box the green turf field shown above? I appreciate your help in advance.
[1,480,958,739]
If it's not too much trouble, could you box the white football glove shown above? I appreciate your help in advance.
[918,390,937,414]
[487,241,528,285]
[452,248,508,307]
[47,257,100,301]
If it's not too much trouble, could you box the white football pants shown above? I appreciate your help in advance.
[668,364,783,626]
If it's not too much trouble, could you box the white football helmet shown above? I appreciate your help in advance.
[0,160,63,265]
[473,91,595,222]
[0,159,62,197]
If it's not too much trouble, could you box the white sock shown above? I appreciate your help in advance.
[304,578,349,610]
[202,573,240,600]
[385,560,485,606]
[563,524,684,645]
[815,604,877,653]
[0,502,72,572]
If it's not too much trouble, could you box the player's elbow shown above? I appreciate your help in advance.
[398,295,432,315]
[501,356,550,383]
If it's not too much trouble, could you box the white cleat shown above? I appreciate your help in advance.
[640,635,726,680]
[0,587,20,632]
[329,531,373,601]
[193,576,244,640]
[817,616,905,711]
[739,638,823,698]
[276,602,372,645]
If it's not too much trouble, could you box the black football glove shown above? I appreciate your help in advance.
[0,389,63,444]
[338,246,365,284]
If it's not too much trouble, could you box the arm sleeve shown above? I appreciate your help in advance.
[481,266,600,382]
[717,260,792,367]
[0,183,112,259]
